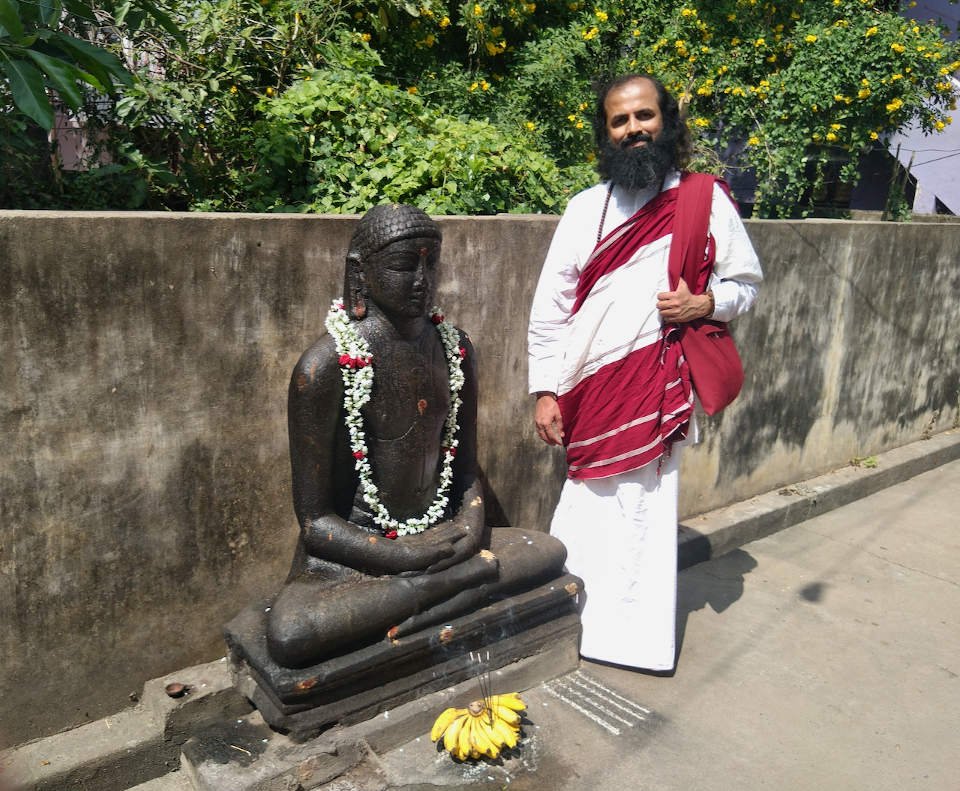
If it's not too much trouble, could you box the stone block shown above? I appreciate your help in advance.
[225,575,583,740]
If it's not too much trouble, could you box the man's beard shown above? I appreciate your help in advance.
[597,127,677,190]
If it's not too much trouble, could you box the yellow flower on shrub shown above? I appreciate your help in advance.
[748,135,760,145]
[583,26,598,40]
[693,117,709,127]
[935,120,946,130]
[825,132,838,142]
[865,27,878,37]
[886,98,903,112]
[805,35,817,43]
[891,42,905,53]
[595,9,608,22]
[858,88,871,99]
[869,131,879,140]
[525,121,536,131]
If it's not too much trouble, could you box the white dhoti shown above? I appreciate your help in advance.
[549,448,681,672]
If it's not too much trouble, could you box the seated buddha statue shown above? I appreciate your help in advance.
[266,204,566,668]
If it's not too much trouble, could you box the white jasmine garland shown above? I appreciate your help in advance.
[324,300,466,537]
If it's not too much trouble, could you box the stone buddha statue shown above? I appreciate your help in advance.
[266,204,566,669]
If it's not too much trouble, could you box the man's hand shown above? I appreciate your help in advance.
[534,392,564,446]
[657,278,713,324]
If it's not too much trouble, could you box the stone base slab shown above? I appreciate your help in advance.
[225,574,583,740]
[180,633,581,791]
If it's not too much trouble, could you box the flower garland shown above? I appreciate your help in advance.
[324,300,466,537]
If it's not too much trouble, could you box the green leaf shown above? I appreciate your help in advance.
[0,0,25,39]
[139,2,183,43]
[51,30,131,88]
[62,0,93,19]
[1,57,54,128]
[112,0,133,26]
[27,49,102,108]
[37,0,62,26]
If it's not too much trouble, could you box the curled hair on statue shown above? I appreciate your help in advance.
[342,251,367,320]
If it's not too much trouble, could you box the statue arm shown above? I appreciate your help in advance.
[288,340,457,575]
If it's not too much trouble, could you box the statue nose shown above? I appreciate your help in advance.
[414,257,431,289]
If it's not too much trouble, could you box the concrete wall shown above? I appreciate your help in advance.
[2,211,958,748]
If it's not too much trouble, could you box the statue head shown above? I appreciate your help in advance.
[344,204,442,321]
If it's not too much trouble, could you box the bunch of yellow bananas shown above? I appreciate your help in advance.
[430,693,526,761]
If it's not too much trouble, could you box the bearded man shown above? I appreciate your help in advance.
[527,74,763,672]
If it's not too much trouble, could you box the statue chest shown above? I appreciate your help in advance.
[362,340,451,442]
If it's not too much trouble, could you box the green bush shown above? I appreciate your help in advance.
[3,0,957,216]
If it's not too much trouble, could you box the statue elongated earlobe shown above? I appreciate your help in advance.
[343,252,367,320]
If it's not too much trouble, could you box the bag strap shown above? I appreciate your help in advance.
[667,172,716,293]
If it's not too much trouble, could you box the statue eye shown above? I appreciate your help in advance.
[386,256,418,272]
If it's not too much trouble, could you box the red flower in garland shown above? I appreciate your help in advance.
[339,354,372,369]
[353,450,365,460]
[431,313,444,325]
[458,346,467,359]
[385,530,398,540]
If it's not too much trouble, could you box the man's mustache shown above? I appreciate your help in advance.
[621,132,654,148]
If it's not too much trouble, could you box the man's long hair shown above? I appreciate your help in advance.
[591,74,692,172]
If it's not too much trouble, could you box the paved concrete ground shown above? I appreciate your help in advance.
[5,441,957,791]
[380,457,960,791]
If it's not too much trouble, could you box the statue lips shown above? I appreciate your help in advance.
[410,288,430,311]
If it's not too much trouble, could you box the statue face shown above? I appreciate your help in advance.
[363,236,441,318]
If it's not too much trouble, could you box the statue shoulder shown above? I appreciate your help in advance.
[289,334,342,400]
[451,326,477,360]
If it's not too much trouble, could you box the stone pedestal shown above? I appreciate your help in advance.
[225,573,583,741]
